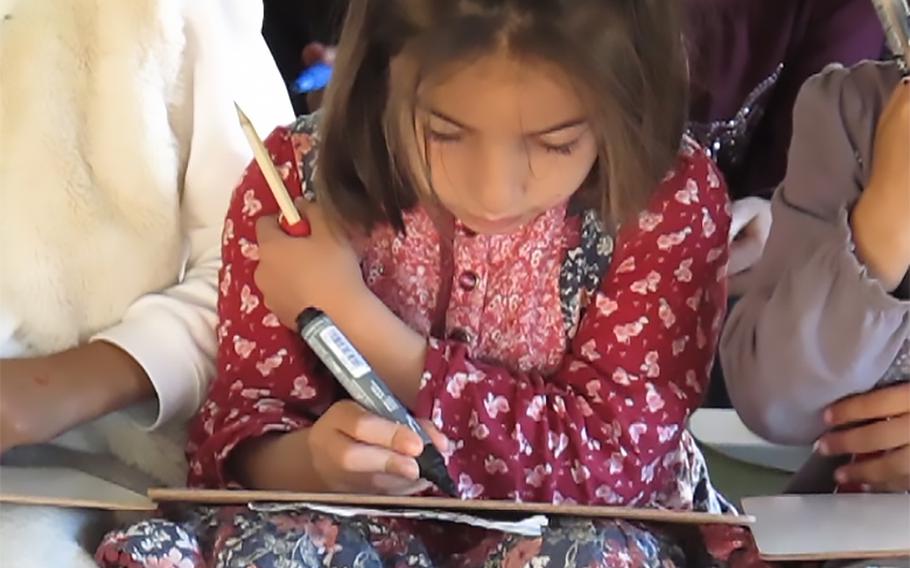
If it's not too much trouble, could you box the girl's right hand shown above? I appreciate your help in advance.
[851,78,910,291]
[307,399,449,496]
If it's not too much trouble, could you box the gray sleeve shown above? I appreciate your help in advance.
[720,62,910,446]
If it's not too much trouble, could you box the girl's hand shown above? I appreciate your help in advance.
[728,197,772,296]
[254,201,364,328]
[850,79,910,291]
[816,382,910,492]
[307,400,449,495]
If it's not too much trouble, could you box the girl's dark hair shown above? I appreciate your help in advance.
[317,0,689,233]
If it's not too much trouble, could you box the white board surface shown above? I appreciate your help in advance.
[742,494,910,561]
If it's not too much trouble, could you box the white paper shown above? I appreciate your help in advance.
[250,502,549,537]
[743,494,910,560]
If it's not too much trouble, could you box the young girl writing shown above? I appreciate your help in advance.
[98,1,747,565]
[722,60,909,493]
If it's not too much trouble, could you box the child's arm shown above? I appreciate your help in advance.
[90,1,295,430]
[405,150,730,505]
[186,125,441,493]
[722,62,910,447]
[186,126,328,488]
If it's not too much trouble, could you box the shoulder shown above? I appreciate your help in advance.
[630,139,730,243]
[799,60,900,121]
[784,60,901,218]
[792,60,899,155]
[226,115,321,224]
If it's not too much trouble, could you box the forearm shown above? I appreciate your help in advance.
[2,341,153,433]
[851,183,910,291]
[232,428,323,491]
[328,286,428,408]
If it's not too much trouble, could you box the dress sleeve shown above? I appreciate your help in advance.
[721,63,910,446]
[186,124,339,488]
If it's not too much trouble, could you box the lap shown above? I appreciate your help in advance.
[97,507,754,568]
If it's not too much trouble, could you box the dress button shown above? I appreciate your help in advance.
[458,271,478,291]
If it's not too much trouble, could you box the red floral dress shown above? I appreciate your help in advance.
[97,115,767,567]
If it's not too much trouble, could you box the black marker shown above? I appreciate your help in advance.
[296,308,458,497]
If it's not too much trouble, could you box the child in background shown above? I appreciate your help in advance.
[721,60,909,493]
[98,1,749,565]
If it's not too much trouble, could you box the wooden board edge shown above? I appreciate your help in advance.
[760,549,910,562]
[0,494,157,512]
[148,488,753,526]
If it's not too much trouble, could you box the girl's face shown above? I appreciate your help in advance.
[416,51,598,235]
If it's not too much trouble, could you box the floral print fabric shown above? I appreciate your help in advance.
[96,507,765,568]
[96,114,752,567]
[189,115,732,510]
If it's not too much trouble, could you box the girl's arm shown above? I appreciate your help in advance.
[722,62,910,447]
[187,126,329,488]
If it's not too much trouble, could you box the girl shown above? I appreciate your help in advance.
[721,60,909,492]
[99,1,749,566]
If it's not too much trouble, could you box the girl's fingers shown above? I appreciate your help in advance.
[325,427,420,480]
[826,383,910,427]
[329,400,424,457]
[293,198,326,233]
[417,419,452,454]
[818,414,910,456]
[835,446,910,486]
[368,475,433,496]
[866,476,910,493]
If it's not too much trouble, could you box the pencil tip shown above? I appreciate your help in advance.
[233,101,248,123]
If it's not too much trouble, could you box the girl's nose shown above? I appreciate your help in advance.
[471,144,528,216]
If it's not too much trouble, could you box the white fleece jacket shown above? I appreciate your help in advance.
[0,0,293,484]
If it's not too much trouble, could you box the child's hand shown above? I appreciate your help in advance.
[728,197,772,296]
[307,400,449,495]
[254,201,364,328]
[816,382,910,492]
[850,79,910,291]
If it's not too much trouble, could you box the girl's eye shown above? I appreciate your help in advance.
[427,129,463,144]
[541,139,580,156]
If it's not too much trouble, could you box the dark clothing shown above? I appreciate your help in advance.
[686,0,884,200]
[261,0,347,114]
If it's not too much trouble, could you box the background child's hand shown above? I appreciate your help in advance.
[850,78,910,291]
[816,382,910,492]
[254,200,364,328]
[728,196,773,296]
[307,400,449,495]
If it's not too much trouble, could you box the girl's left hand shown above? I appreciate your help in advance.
[254,201,365,328]
[816,382,910,492]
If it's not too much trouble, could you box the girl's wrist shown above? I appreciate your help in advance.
[233,427,324,491]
